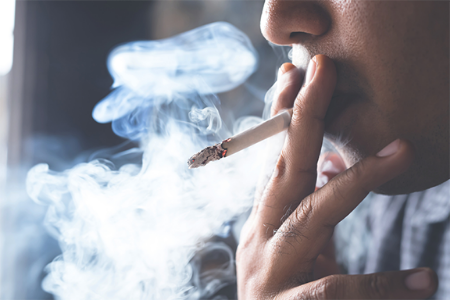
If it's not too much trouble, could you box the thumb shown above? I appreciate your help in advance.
[293,268,438,299]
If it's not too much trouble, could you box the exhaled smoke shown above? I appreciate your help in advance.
[26,22,276,299]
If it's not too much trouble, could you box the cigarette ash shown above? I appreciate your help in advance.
[26,22,271,300]
[188,143,227,169]
[188,138,232,169]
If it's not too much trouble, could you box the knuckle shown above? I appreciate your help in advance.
[271,198,315,251]
[271,219,301,250]
[270,221,305,256]
[290,94,306,126]
[281,147,317,180]
[365,274,390,299]
[297,198,314,224]
[290,164,317,180]
[292,93,323,125]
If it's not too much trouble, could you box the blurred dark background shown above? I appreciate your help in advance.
[8,0,279,171]
[2,1,280,299]
[8,1,153,170]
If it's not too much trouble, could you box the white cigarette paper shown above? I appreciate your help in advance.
[188,108,293,168]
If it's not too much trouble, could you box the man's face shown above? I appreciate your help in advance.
[261,0,449,194]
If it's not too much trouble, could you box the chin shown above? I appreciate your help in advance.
[373,172,419,195]
[330,137,449,196]
[372,160,449,195]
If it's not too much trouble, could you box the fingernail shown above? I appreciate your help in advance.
[376,139,400,157]
[405,270,431,290]
[278,63,297,84]
[277,63,297,93]
[279,63,296,76]
[304,57,316,87]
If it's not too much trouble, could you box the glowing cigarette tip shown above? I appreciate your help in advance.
[188,141,228,169]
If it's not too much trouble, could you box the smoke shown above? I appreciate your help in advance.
[92,22,257,140]
[26,22,277,299]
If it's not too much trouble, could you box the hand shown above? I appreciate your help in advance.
[236,55,438,299]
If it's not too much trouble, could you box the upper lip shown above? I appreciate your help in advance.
[295,56,362,129]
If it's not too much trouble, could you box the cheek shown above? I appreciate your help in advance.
[332,2,428,136]
[329,101,395,168]
[360,30,445,141]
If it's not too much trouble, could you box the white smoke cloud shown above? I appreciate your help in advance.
[26,22,276,299]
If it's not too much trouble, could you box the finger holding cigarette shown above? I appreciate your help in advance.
[253,54,337,232]
[237,54,337,298]
[237,54,428,300]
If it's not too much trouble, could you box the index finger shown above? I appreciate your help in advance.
[256,55,337,232]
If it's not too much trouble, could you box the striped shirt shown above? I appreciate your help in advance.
[336,179,450,299]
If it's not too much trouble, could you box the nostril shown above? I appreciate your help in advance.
[261,0,331,46]
[289,32,303,39]
[289,32,310,42]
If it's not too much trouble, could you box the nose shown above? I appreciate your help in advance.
[261,0,331,45]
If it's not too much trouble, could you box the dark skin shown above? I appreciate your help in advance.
[263,0,449,194]
[237,1,448,299]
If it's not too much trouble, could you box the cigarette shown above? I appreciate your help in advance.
[188,108,293,168]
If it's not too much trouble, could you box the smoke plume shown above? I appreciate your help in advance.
[26,22,277,299]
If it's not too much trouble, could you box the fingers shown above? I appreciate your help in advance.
[271,63,302,117]
[291,268,438,299]
[272,139,414,268]
[256,55,337,232]
[313,154,345,279]
[304,139,414,234]
[241,63,303,239]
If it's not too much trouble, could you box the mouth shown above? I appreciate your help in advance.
[323,93,358,132]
